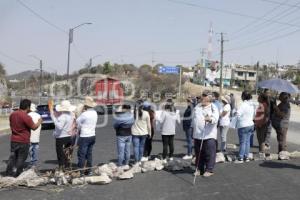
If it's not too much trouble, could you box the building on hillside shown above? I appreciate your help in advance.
[232,68,257,88]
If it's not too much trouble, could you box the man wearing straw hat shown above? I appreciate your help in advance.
[49,100,76,171]
[28,103,42,168]
[76,97,98,175]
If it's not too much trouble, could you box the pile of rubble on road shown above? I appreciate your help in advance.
[1,150,300,189]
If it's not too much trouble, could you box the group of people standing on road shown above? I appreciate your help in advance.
[5,88,291,178]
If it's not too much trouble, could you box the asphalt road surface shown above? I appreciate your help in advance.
[0,115,300,200]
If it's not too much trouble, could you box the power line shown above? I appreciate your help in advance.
[230,15,300,47]
[258,0,300,8]
[167,0,300,28]
[230,0,290,38]
[0,50,35,66]
[225,28,300,53]
[230,0,300,42]
[16,0,67,34]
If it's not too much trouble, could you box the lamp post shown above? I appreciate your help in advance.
[66,22,92,82]
[29,55,43,104]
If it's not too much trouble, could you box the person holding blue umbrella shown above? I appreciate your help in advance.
[271,92,291,156]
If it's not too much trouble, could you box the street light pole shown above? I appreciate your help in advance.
[66,22,92,82]
[29,55,43,104]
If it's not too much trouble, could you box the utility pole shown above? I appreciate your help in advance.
[151,52,155,68]
[66,22,92,82]
[219,32,227,95]
[255,61,259,95]
[200,48,207,85]
[67,28,73,82]
[178,66,182,101]
[39,59,43,105]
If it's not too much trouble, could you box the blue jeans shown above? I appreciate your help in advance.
[77,136,96,169]
[117,136,132,166]
[238,126,254,159]
[184,127,193,156]
[132,135,147,162]
[29,143,39,166]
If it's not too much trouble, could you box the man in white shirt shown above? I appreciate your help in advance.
[28,103,42,168]
[76,97,98,175]
[218,95,231,152]
[193,91,219,177]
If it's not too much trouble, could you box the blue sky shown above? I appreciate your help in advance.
[1,0,300,75]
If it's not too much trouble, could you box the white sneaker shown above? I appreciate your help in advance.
[182,155,193,160]
[141,157,148,162]
[169,157,174,161]
[121,165,130,170]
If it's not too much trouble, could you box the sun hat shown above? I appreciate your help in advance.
[221,95,231,104]
[84,96,97,108]
[55,100,76,112]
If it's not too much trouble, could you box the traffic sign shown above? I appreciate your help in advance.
[159,66,180,74]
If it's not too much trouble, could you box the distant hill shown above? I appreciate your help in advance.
[7,70,46,80]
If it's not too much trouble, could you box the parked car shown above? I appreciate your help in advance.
[36,104,54,129]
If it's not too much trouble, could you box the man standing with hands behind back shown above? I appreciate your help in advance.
[6,99,42,177]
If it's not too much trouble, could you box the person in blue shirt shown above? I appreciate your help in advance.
[113,104,135,169]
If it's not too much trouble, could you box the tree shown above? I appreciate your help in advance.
[102,62,113,74]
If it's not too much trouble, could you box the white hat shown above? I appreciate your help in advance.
[221,95,231,104]
[30,103,37,112]
[84,96,97,108]
[55,100,76,112]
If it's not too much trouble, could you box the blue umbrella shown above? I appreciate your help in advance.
[258,78,299,94]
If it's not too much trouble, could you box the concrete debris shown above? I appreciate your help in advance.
[127,164,142,174]
[254,153,266,161]
[289,151,300,159]
[108,162,118,171]
[94,164,113,177]
[54,171,69,186]
[86,174,112,185]
[112,167,124,178]
[141,161,156,172]
[279,151,290,160]
[216,152,226,163]
[265,154,278,161]
[25,177,49,187]
[165,159,190,171]
[72,174,112,185]
[71,177,86,185]
[118,171,134,180]
[226,144,237,150]
[154,158,164,171]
